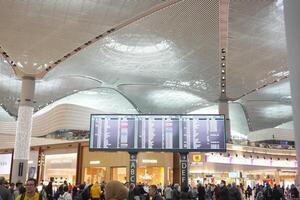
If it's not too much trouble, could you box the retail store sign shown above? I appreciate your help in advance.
[90,160,100,165]
[129,153,137,184]
[228,171,241,178]
[142,159,157,164]
[192,154,202,162]
[0,154,12,175]
[206,155,230,164]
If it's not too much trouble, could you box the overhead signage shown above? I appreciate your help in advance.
[89,114,226,152]
[192,154,202,162]
[206,155,297,168]
[0,154,12,175]
[129,153,137,184]
[228,171,241,178]
[180,153,189,188]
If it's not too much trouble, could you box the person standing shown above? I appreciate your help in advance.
[291,184,299,199]
[58,185,72,200]
[0,177,12,200]
[229,183,241,200]
[127,183,135,200]
[197,183,206,200]
[219,180,229,200]
[45,181,53,200]
[147,185,162,200]
[15,178,45,200]
[245,186,252,200]
[90,182,101,200]
[173,184,181,200]
[104,181,128,200]
[14,182,23,200]
[164,185,173,200]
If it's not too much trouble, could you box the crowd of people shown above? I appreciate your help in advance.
[1,176,300,200]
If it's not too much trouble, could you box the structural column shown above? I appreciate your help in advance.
[180,152,188,189]
[11,77,35,184]
[219,101,231,142]
[284,0,300,185]
[129,152,138,185]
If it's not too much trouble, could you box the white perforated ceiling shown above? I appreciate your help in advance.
[34,88,138,116]
[45,0,220,102]
[227,0,287,99]
[0,0,164,74]
[0,0,293,134]
[240,79,292,131]
[118,84,212,114]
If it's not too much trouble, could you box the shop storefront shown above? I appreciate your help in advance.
[188,153,297,187]
[82,147,173,185]
[41,149,77,185]
[137,152,173,186]
[0,153,12,180]
[82,147,129,184]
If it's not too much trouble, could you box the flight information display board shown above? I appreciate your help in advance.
[137,115,180,150]
[90,114,225,151]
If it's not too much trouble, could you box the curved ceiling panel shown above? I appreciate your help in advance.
[34,88,138,116]
[0,55,19,116]
[240,79,291,103]
[242,101,292,131]
[46,0,220,101]
[118,84,212,114]
[227,0,288,99]
[0,56,15,77]
[0,0,163,73]
[0,106,15,122]
[0,75,21,117]
[34,76,102,112]
[189,103,250,139]
[239,79,292,131]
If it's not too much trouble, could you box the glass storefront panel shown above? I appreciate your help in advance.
[111,167,127,183]
[84,167,106,184]
[44,153,77,185]
[0,153,12,180]
[137,166,164,186]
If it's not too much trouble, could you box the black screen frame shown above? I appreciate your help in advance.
[89,114,226,152]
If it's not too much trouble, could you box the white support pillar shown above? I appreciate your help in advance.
[283,0,300,185]
[11,77,35,184]
[219,100,231,142]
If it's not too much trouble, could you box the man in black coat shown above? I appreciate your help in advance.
[220,180,229,200]
[197,183,206,200]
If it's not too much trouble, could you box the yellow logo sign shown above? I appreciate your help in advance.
[193,154,202,162]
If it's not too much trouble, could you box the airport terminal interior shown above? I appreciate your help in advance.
[1,0,300,200]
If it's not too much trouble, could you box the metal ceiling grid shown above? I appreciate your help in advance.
[118,84,212,114]
[45,0,220,101]
[239,79,292,131]
[0,0,163,74]
[0,58,21,116]
[33,76,102,113]
[34,87,139,115]
[227,0,288,99]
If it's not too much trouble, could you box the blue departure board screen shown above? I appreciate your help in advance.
[89,114,226,152]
